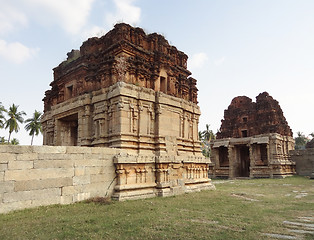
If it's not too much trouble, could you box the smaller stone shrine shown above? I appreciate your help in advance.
[210,92,295,178]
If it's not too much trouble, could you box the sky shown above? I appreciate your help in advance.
[0,0,313,145]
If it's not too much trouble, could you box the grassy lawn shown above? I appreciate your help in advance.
[0,176,313,239]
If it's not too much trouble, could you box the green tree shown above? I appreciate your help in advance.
[10,138,19,145]
[5,104,26,142]
[24,110,43,145]
[294,132,309,150]
[0,102,6,129]
[201,124,215,141]
[199,124,216,158]
[0,136,6,144]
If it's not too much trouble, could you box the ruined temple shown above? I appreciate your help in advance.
[42,23,214,199]
[210,92,295,178]
[306,138,314,149]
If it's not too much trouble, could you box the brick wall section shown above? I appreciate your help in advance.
[290,149,314,177]
[0,145,121,214]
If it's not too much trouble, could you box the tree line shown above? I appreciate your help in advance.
[0,101,42,145]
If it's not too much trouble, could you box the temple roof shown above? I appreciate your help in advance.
[217,92,293,139]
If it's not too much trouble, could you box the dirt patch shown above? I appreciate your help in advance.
[231,193,259,202]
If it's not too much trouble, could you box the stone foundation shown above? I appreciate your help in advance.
[0,145,214,214]
[113,153,214,200]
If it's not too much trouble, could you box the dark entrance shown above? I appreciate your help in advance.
[236,145,250,177]
[57,113,78,146]
[219,146,229,167]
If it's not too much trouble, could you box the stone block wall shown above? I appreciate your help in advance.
[0,145,120,214]
[290,149,314,177]
[0,145,214,214]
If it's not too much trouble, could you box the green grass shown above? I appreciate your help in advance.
[0,176,313,239]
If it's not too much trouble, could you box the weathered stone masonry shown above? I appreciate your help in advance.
[290,141,314,178]
[40,23,214,201]
[0,145,213,214]
[0,145,118,214]
[210,92,295,178]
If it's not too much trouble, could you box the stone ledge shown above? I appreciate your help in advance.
[185,178,211,184]
[113,153,155,164]
[114,182,156,191]
[112,188,156,201]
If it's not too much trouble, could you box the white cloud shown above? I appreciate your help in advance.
[188,52,208,70]
[23,0,95,35]
[82,25,107,39]
[214,57,225,66]
[0,40,39,64]
[0,3,28,35]
[106,0,141,27]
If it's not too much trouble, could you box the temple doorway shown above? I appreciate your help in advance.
[56,113,78,146]
[235,145,250,177]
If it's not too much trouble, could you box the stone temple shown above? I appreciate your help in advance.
[42,23,214,199]
[210,92,295,178]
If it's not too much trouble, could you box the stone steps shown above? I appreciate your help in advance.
[262,216,314,239]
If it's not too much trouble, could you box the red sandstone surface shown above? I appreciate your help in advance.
[43,23,198,112]
[217,92,293,139]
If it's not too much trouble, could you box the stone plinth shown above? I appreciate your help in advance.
[113,153,214,200]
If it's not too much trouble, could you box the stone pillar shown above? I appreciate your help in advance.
[249,144,254,178]
[267,143,273,178]
[228,146,235,178]
[54,118,62,146]
[179,113,184,138]
[81,105,92,146]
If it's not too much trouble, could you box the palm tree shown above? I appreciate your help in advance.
[5,104,26,142]
[24,110,43,145]
[0,102,6,129]
[199,124,216,158]
[10,138,19,145]
[0,136,6,144]
[202,124,215,141]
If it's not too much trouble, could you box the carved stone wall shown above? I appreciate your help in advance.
[113,153,212,200]
[42,82,201,154]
